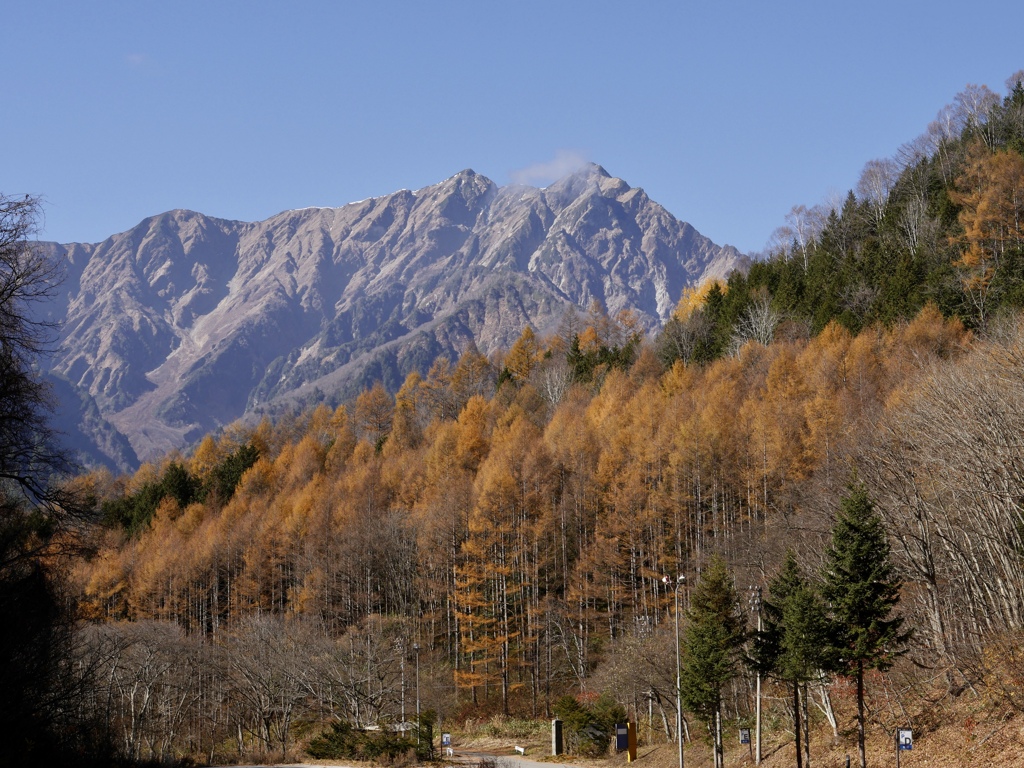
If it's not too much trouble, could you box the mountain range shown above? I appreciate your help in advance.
[40,164,746,470]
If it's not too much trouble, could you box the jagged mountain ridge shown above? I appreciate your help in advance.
[43,164,745,466]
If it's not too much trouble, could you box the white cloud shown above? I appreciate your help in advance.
[510,149,590,186]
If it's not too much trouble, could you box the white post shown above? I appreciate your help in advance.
[663,575,686,768]
[400,643,406,724]
[752,586,762,765]
[414,642,421,746]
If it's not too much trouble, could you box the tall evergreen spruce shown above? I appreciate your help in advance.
[822,483,909,768]
[751,551,832,768]
[679,556,745,768]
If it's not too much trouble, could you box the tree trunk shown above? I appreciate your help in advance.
[794,681,803,768]
[802,681,811,768]
[857,661,866,768]
[815,681,838,740]
[715,706,724,768]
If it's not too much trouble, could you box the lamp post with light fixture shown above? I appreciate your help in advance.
[663,574,686,768]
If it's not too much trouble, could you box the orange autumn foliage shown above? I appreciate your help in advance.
[74,303,981,709]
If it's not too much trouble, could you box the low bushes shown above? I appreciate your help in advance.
[552,693,627,757]
[308,712,435,763]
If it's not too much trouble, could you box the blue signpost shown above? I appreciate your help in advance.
[896,728,912,767]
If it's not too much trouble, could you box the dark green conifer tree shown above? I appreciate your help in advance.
[679,556,745,768]
[822,483,910,768]
[751,551,831,768]
[692,282,726,363]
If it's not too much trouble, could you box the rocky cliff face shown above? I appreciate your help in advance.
[43,164,746,467]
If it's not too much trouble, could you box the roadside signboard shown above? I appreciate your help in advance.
[896,727,913,768]
[739,728,751,745]
[898,729,912,750]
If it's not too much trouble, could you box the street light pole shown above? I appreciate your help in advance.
[413,642,421,746]
[663,574,686,768]
[749,586,763,765]
[400,642,406,724]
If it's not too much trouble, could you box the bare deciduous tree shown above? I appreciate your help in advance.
[862,327,1024,680]
[80,622,208,762]
[663,310,713,365]
[0,194,72,509]
[896,192,935,254]
[954,83,1000,148]
[303,615,412,728]
[856,158,900,225]
[224,616,309,758]
[534,355,573,406]
[730,290,781,354]
[786,204,827,271]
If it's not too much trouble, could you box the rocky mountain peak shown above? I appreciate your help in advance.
[44,166,746,469]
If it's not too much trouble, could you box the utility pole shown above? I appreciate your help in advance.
[663,575,686,768]
[414,642,421,746]
[399,642,406,724]
[749,586,763,765]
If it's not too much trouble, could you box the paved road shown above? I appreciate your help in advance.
[220,748,559,768]
[454,749,556,768]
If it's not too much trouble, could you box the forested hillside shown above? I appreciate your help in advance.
[55,73,1024,766]
[659,73,1024,366]
[70,302,1020,758]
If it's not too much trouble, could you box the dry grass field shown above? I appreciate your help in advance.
[440,699,1023,768]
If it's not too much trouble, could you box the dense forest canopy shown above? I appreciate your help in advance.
[70,297,1021,760]
[7,72,1024,765]
[658,71,1024,366]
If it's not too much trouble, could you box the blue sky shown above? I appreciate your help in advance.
[6,1,1024,255]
